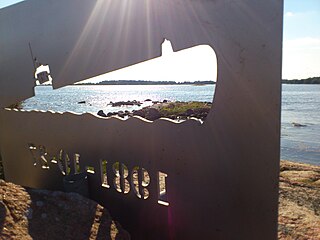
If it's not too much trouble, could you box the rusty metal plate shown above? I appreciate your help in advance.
[0,0,282,239]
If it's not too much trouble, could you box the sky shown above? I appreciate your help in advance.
[282,0,320,79]
[1,0,319,81]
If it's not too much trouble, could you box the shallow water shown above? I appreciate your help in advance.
[22,85,215,114]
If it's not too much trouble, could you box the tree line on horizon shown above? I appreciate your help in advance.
[282,77,320,84]
[76,80,216,85]
[74,77,320,85]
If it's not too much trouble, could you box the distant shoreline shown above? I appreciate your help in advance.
[72,77,320,85]
[75,80,216,86]
[282,77,320,84]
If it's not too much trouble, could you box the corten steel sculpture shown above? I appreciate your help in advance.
[0,0,283,239]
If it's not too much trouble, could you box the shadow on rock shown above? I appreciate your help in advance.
[27,189,130,240]
[0,202,6,233]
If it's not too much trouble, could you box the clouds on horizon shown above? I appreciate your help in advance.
[284,11,295,17]
[283,37,320,79]
[282,2,320,79]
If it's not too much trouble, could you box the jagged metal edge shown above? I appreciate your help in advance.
[3,108,203,126]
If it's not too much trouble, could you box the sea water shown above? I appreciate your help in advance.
[21,84,320,165]
[281,85,320,165]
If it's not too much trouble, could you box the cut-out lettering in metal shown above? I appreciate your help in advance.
[27,144,167,205]
[28,143,49,169]
[132,167,150,200]
[113,162,130,194]
[58,150,70,175]
[86,166,95,174]
[100,160,110,188]
[157,172,169,206]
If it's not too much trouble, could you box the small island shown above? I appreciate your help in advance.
[96,100,212,121]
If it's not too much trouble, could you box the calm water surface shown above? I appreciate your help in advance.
[281,85,320,165]
[22,84,320,165]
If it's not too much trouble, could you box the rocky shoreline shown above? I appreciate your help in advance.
[96,100,212,121]
[278,160,320,239]
[95,100,309,128]
[0,160,318,239]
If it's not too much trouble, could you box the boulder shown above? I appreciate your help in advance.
[292,122,307,127]
[111,100,141,107]
[117,111,126,118]
[185,109,194,116]
[0,180,130,239]
[97,110,107,117]
[132,109,145,118]
[193,108,210,119]
[145,108,161,121]
[107,112,114,117]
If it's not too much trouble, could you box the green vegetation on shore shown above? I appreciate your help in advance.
[158,101,211,116]
[106,101,212,121]
[282,77,320,84]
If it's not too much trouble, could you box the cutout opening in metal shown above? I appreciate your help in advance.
[157,171,169,206]
[15,40,217,124]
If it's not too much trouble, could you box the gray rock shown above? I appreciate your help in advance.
[292,122,307,127]
[0,180,6,186]
[111,100,141,107]
[52,191,64,197]
[118,111,126,118]
[36,201,44,207]
[185,109,194,116]
[68,192,82,201]
[0,180,130,239]
[133,110,145,118]
[97,110,107,117]
[33,189,49,195]
[26,208,33,220]
[145,108,161,121]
